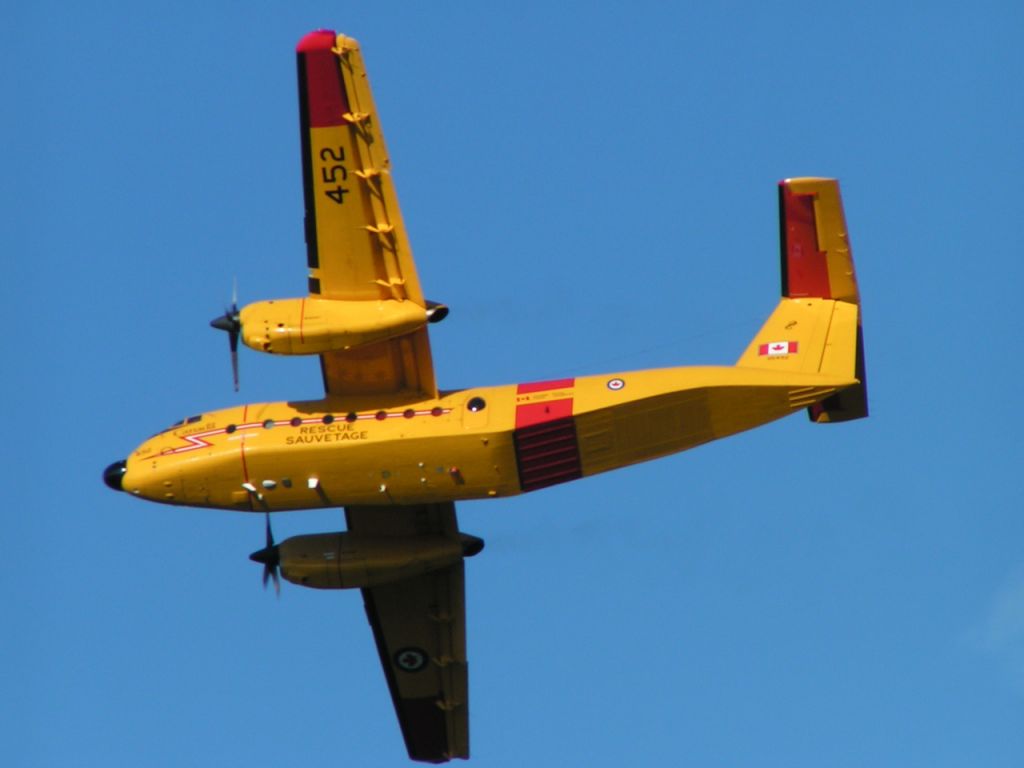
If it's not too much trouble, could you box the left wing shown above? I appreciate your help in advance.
[346,504,472,762]
[296,31,437,399]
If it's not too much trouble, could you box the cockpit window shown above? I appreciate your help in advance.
[150,414,204,438]
[166,414,202,429]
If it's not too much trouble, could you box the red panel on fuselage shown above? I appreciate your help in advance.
[514,398,574,429]
[512,378,581,490]
[514,377,576,428]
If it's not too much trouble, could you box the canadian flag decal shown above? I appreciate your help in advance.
[758,341,799,356]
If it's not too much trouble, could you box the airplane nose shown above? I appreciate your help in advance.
[103,460,127,491]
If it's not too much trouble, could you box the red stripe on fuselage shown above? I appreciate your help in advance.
[239,439,251,484]
[516,378,575,395]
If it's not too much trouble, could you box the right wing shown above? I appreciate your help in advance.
[346,504,471,763]
[296,31,438,399]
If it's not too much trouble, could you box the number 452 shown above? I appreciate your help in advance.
[319,147,348,204]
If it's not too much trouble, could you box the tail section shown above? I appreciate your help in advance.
[737,178,868,422]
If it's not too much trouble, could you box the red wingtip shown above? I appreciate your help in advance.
[297,29,351,128]
[297,30,336,53]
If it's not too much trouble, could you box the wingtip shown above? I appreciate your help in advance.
[296,29,337,53]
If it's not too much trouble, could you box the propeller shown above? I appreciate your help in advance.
[248,512,281,596]
[209,280,241,391]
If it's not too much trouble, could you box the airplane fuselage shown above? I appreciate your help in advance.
[119,365,848,511]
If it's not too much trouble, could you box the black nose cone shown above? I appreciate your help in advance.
[103,460,127,491]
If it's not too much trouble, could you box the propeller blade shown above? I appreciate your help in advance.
[249,512,281,597]
[210,285,242,391]
[230,345,239,392]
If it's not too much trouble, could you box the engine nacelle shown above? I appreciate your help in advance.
[239,297,430,355]
[275,531,484,590]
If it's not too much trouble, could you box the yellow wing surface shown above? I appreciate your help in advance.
[346,504,471,763]
[297,31,437,399]
[298,32,468,762]
[736,178,868,422]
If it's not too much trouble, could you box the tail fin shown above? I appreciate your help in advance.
[736,178,868,422]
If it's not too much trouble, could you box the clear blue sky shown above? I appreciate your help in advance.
[5,2,1023,766]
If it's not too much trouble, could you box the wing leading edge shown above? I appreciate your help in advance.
[296,31,437,399]
[346,504,475,762]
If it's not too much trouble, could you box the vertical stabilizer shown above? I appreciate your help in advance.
[737,178,868,422]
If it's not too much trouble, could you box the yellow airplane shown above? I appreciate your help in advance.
[102,30,868,763]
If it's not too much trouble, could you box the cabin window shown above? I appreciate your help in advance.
[467,397,486,412]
